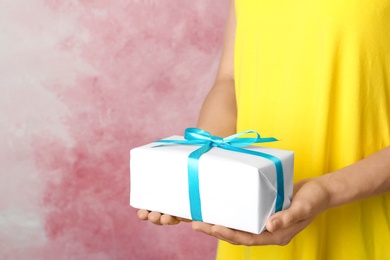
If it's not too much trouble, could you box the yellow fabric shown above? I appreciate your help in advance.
[217,0,390,259]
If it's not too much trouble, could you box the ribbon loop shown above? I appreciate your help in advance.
[155,128,284,222]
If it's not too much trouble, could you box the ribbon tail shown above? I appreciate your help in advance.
[187,142,212,221]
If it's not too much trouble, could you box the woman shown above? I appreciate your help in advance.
[139,0,390,259]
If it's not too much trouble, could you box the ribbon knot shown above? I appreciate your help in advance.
[211,135,224,145]
[156,128,285,222]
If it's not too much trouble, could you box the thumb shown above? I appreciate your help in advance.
[266,204,305,232]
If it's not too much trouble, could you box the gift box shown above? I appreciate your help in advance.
[130,128,294,234]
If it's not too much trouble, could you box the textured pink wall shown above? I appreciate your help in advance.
[0,0,228,259]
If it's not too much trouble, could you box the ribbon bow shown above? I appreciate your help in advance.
[156,128,285,221]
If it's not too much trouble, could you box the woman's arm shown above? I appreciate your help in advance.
[321,145,390,208]
[197,0,237,137]
[192,146,390,246]
[137,0,237,225]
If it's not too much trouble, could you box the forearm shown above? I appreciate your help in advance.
[196,0,236,138]
[320,145,390,209]
[196,77,237,137]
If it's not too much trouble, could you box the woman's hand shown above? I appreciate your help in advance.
[192,178,331,246]
[137,210,191,225]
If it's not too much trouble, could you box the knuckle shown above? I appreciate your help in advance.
[210,229,219,237]
[295,201,312,218]
[301,204,313,218]
[284,213,296,225]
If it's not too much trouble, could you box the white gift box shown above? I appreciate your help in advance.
[130,135,294,234]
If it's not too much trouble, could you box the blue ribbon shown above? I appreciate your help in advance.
[155,128,285,222]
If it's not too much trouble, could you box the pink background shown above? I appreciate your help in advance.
[0,0,228,259]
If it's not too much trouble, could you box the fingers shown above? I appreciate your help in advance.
[214,225,292,246]
[266,206,304,233]
[266,180,327,232]
[266,218,281,232]
[192,178,329,246]
[137,210,187,225]
[161,214,181,225]
[192,221,213,235]
[211,225,255,246]
[137,209,150,220]
[192,222,277,246]
[194,221,310,246]
[192,222,237,244]
[267,211,296,232]
[148,211,163,225]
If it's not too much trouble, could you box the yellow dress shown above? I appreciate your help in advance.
[217,0,390,259]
